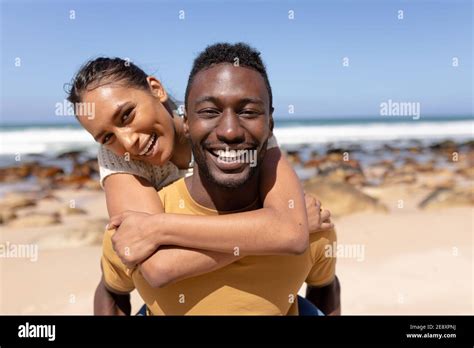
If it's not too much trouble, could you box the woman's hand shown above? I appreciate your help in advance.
[108,210,162,268]
[304,192,334,233]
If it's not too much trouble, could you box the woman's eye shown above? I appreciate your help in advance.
[102,134,113,144]
[121,113,130,123]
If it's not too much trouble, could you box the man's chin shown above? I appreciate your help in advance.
[207,169,254,189]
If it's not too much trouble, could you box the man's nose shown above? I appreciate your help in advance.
[215,111,245,144]
[116,129,139,153]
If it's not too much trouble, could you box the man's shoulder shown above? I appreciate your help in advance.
[158,177,187,205]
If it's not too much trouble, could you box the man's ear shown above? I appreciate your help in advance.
[183,112,190,139]
[146,76,168,103]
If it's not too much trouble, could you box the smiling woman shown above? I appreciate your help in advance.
[66,45,337,316]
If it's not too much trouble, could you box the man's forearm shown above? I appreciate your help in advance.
[306,276,341,316]
[139,246,243,288]
[94,277,131,315]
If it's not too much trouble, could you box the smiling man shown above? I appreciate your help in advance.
[98,43,340,315]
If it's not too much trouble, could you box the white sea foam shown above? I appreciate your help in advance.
[0,120,472,155]
[0,127,97,155]
[273,120,473,145]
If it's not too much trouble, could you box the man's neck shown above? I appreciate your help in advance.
[185,167,260,212]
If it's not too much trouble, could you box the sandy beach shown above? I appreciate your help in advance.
[1,139,473,315]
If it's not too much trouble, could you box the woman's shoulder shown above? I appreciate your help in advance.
[97,146,186,190]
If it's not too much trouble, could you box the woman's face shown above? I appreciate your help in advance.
[77,77,176,166]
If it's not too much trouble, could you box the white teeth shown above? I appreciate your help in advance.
[139,134,156,156]
[216,149,245,158]
[215,149,249,163]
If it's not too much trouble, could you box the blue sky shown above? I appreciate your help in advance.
[1,0,472,124]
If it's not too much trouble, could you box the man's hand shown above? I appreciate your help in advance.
[304,192,334,234]
[108,210,162,268]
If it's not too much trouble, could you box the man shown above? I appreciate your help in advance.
[96,42,340,315]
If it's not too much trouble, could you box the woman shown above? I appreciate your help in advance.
[68,57,333,291]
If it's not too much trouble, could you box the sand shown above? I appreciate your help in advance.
[0,184,472,315]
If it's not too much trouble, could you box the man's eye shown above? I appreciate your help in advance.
[102,134,113,144]
[198,109,220,117]
[240,110,259,116]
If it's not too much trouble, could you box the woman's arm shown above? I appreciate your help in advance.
[102,173,242,287]
[112,147,322,256]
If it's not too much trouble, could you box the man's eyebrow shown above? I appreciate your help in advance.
[194,96,264,106]
[93,102,131,142]
[194,96,219,105]
[239,97,264,106]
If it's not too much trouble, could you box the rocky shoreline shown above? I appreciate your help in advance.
[1,139,472,229]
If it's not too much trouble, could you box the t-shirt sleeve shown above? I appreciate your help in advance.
[266,135,279,150]
[305,228,337,287]
[97,146,154,189]
[101,228,135,293]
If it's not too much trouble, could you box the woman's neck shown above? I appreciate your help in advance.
[169,115,192,169]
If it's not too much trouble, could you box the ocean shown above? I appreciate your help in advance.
[1,116,473,165]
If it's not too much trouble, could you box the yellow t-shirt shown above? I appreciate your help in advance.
[101,178,337,315]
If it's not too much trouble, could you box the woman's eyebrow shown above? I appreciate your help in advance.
[93,102,132,141]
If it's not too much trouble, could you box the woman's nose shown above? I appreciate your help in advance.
[116,129,139,154]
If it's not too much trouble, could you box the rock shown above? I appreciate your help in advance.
[418,172,456,190]
[418,187,474,210]
[461,140,474,150]
[456,166,474,179]
[33,166,64,179]
[54,175,92,187]
[303,158,322,168]
[0,163,37,182]
[59,206,87,216]
[71,158,99,177]
[316,159,366,186]
[407,146,422,154]
[8,212,61,228]
[383,172,417,185]
[286,151,302,165]
[429,140,458,154]
[0,192,37,211]
[74,218,108,245]
[304,178,388,216]
[35,218,108,249]
[415,161,436,173]
[0,209,17,224]
[81,179,102,190]
[57,150,83,160]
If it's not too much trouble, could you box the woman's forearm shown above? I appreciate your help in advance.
[153,147,310,255]
[140,246,243,288]
[156,207,307,255]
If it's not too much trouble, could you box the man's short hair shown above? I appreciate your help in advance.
[185,42,273,110]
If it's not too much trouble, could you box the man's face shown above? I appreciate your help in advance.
[185,63,273,189]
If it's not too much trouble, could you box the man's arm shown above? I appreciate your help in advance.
[93,276,131,315]
[305,276,341,315]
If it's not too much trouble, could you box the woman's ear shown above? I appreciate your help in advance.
[269,110,274,135]
[146,76,168,103]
